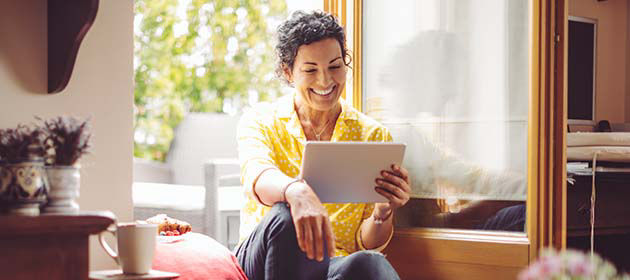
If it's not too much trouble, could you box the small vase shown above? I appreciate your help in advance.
[0,160,48,215]
[44,166,80,214]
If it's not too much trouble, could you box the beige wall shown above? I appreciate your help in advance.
[570,0,628,123]
[0,1,133,270]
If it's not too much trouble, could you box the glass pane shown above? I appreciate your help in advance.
[362,0,530,232]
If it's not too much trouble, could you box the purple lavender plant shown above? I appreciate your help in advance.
[0,124,46,164]
[39,116,92,166]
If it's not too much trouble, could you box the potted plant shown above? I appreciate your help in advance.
[0,124,48,215]
[40,116,92,214]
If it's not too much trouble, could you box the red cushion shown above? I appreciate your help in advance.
[153,233,247,280]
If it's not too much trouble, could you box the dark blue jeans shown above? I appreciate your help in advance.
[235,203,400,280]
[476,204,526,232]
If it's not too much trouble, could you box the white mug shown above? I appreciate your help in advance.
[98,223,157,274]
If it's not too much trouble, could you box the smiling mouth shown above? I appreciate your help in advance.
[309,85,336,97]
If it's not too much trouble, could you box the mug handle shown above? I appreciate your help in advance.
[98,225,119,265]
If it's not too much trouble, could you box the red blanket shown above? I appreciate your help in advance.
[153,233,247,280]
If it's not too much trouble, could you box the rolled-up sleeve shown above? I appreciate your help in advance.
[236,109,277,198]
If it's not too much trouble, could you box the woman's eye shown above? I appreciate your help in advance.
[329,65,341,70]
[304,69,317,73]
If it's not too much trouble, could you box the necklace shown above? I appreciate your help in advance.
[308,117,332,141]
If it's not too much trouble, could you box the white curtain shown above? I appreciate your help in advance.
[363,0,530,201]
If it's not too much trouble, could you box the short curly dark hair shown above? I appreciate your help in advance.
[275,10,351,84]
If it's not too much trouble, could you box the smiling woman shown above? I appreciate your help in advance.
[274,11,352,142]
[234,10,406,280]
[289,38,347,141]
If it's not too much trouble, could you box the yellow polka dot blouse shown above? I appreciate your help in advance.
[236,94,394,257]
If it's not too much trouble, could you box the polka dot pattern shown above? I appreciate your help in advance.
[237,94,393,256]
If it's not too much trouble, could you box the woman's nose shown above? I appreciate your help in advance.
[317,69,332,85]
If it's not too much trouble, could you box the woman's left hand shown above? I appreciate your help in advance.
[374,164,411,214]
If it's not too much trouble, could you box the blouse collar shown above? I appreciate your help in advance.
[277,93,358,140]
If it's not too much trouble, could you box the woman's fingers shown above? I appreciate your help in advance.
[380,171,410,192]
[300,215,328,261]
[285,182,333,261]
[324,218,335,258]
[375,186,399,202]
[303,218,314,259]
[392,164,410,181]
[375,178,406,199]
[313,216,324,261]
[294,220,305,253]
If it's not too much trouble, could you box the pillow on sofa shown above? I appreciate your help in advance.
[153,233,247,280]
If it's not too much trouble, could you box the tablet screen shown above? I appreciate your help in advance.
[299,142,406,203]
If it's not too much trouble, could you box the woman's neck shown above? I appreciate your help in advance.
[294,96,341,128]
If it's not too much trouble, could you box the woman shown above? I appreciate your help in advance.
[235,10,410,280]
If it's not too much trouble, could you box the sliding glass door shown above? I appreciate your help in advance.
[325,0,567,278]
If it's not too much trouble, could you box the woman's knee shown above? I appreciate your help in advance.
[265,202,296,240]
[268,202,292,225]
[343,251,399,279]
[346,251,387,268]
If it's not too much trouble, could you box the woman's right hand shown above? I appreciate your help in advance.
[285,181,335,261]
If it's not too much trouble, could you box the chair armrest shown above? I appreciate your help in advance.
[204,158,241,239]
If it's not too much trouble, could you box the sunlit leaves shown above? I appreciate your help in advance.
[134,0,288,161]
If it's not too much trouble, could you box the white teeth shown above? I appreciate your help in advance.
[312,86,334,96]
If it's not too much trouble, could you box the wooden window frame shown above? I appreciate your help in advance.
[326,0,568,277]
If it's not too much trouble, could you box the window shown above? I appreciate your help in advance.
[359,0,530,232]
[568,17,596,124]
[339,0,566,278]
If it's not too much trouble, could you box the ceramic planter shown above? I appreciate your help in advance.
[0,160,48,215]
[44,166,80,214]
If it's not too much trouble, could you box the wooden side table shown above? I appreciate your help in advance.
[0,211,115,280]
[89,269,179,280]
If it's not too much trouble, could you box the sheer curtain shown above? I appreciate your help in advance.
[363,0,530,202]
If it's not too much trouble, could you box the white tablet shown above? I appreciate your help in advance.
[299,142,406,203]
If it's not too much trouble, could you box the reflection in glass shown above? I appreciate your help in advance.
[362,0,530,232]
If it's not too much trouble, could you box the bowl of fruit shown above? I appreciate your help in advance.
[146,214,192,243]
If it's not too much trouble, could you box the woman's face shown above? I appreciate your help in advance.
[285,38,347,112]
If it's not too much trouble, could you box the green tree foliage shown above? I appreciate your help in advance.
[134,0,287,161]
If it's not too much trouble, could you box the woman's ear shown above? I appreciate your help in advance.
[282,64,293,85]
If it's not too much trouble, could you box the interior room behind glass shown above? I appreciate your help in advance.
[565,0,630,272]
